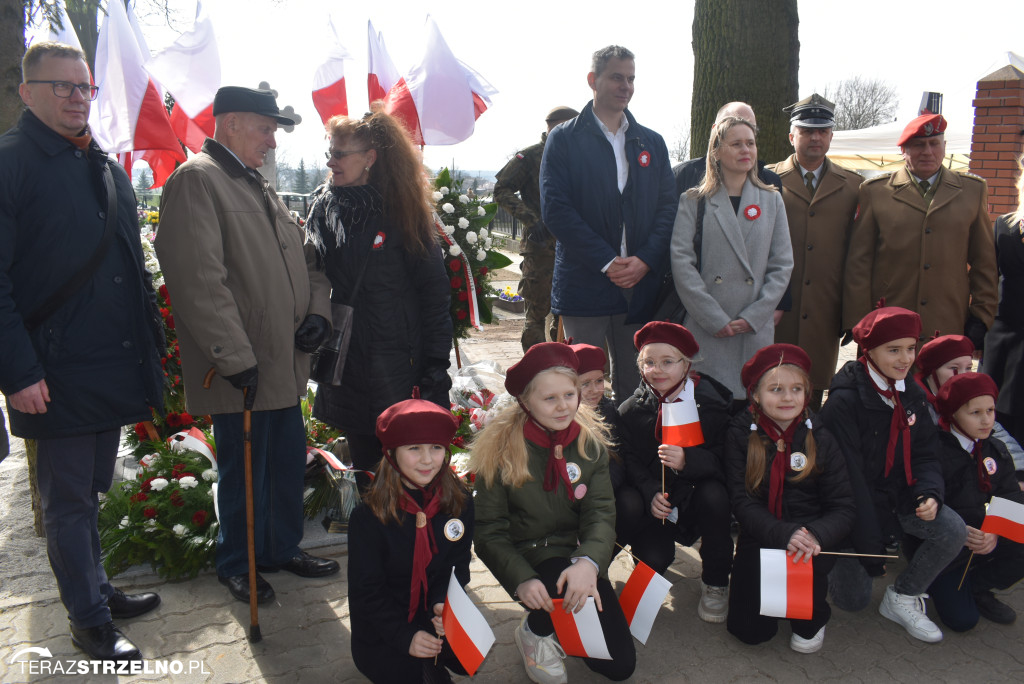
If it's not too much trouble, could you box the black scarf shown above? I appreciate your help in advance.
[305,183,384,256]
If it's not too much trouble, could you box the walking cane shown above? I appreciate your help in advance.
[203,367,262,642]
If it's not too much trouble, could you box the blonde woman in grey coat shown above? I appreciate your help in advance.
[670,116,793,399]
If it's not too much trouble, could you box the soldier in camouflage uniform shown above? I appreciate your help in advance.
[494,106,579,351]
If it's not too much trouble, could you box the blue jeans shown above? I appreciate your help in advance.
[212,405,305,577]
[928,538,1024,632]
[36,430,119,628]
[894,505,966,596]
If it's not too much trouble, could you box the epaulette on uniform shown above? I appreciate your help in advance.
[863,172,894,186]
[955,169,987,184]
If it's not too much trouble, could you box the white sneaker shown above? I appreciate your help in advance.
[878,585,943,643]
[698,582,728,623]
[790,625,825,654]
[514,615,567,684]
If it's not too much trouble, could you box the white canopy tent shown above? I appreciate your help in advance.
[828,121,972,176]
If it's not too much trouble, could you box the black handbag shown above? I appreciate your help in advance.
[652,197,705,323]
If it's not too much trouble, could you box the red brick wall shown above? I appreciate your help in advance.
[970,65,1024,220]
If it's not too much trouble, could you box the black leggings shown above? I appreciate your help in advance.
[525,557,636,682]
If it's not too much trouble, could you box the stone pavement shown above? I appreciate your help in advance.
[3,262,1024,682]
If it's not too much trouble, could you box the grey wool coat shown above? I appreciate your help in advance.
[670,180,794,397]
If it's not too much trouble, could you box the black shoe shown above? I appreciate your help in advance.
[218,572,275,604]
[263,550,340,578]
[108,588,161,619]
[973,590,1017,624]
[70,621,142,661]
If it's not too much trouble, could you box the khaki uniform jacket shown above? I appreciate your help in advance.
[155,139,331,415]
[768,155,862,388]
[842,166,997,337]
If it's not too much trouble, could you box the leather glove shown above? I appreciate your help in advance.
[225,366,258,410]
[295,314,331,353]
[964,315,987,351]
[526,221,552,245]
[418,360,452,408]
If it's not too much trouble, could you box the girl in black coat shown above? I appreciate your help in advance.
[347,396,471,683]
[924,373,1024,631]
[724,344,855,653]
[617,322,734,623]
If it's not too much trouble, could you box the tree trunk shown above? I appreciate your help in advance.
[690,0,799,165]
[0,0,26,134]
[26,439,46,537]
[65,0,101,71]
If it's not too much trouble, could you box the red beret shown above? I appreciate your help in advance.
[634,321,699,358]
[897,113,947,147]
[916,335,975,377]
[505,342,579,397]
[569,343,606,376]
[935,372,998,419]
[853,307,922,350]
[375,398,460,451]
[740,344,812,393]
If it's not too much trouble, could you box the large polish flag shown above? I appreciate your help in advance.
[441,568,495,676]
[759,549,813,620]
[550,598,611,660]
[311,19,351,125]
[367,20,400,106]
[617,560,672,644]
[661,380,704,447]
[981,496,1024,543]
[89,0,184,175]
[383,15,496,146]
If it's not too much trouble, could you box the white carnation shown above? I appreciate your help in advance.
[119,516,130,529]
[431,191,443,202]
[178,476,199,489]
[476,249,487,261]
[172,524,187,537]
[145,520,158,531]
[439,186,450,195]
[485,238,493,249]
[459,194,470,204]
[465,232,478,244]
[150,477,169,491]
[477,206,486,216]
[479,228,488,238]
[201,468,217,482]
[458,217,470,229]
[449,244,462,257]
[443,224,456,235]
[442,203,455,214]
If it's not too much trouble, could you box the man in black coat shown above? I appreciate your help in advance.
[0,43,165,661]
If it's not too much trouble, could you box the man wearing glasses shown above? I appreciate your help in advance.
[156,87,335,607]
[1,42,166,660]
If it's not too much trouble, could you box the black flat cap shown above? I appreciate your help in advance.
[213,86,296,125]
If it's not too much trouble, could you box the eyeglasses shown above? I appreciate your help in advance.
[639,358,686,372]
[26,80,99,100]
[325,148,368,161]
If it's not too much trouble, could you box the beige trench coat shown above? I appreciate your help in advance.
[155,140,331,415]
[768,155,862,388]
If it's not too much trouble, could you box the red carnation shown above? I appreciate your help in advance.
[160,307,169,319]
[179,412,193,425]
[457,291,468,302]
[172,463,185,476]
[450,276,463,289]
[456,309,467,320]
[130,492,148,504]
[479,267,488,275]
[167,315,175,330]
[192,510,208,526]
[134,422,148,440]
[158,284,170,302]
[141,477,156,492]
[166,412,181,427]
[170,491,185,507]
[143,507,157,519]
[449,260,461,271]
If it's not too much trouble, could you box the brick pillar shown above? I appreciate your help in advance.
[969,63,1024,220]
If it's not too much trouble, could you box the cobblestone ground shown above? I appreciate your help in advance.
[2,259,1021,682]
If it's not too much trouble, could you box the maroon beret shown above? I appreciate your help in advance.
[853,307,922,350]
[505,342,579,397]
[916,335,975,377]
[897,113,947,147]
[634,321,699,358]
[935,372,998,419]
[569,343,606,376]
[375,398,460,451]
[740,344,812,393]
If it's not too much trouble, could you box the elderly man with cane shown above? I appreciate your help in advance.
[156,86,336,614]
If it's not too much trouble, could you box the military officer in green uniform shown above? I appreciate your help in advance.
[494,106,579,351]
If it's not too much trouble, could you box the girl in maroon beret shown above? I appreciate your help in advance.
[922,373,1024,631]
[471,343,635,683]
[723,344,855,653]
[819,307,967,643]
[347,395,471,683]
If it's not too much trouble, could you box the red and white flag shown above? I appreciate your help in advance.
[617,560,672,644]
[550,598,611,660]
[311,18,351,125]
[367,20,400,106]
[662,380,704,447]
[759,548,813,620]
[442,568,495,676]
[383,15,496,146]
[981,496,1024,544]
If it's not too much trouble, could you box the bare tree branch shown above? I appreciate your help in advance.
[822,76,899,131]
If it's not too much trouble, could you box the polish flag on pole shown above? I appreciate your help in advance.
[617,560,672,644]
[759,549,813,620]
[981,496,1024,544]
[144,1,220,155]
[549,598,612,660]
[661,380,704,447]
[383,15,496,146]
[367,20,400,106]
[311,18,351,125]
[44,0,83,50]
[442,568,495,676]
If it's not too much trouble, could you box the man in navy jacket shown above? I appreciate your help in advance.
[540,45,677,400]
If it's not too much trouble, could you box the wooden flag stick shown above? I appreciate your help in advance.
[818,551,899,559]
[661,465,666,525]
[956,551,975,591]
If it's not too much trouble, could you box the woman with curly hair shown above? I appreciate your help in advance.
[306,111,453,485]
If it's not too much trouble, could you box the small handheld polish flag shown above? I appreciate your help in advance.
[981,496,1024,544]
[661,380,704,447]
[442,568,495,676]
[618,560,672,644]
[550,598,612,659]
[759,549,813,620]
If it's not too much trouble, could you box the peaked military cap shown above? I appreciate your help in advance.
[784,93,835,128]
